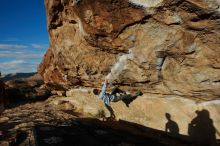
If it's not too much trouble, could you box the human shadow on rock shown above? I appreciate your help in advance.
[188,109,216,146]
[165,113,179,137]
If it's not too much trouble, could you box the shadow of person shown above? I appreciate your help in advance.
[165,113,179,137]
[188,109,216,146]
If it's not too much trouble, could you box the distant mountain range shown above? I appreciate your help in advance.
[1,72,42,82]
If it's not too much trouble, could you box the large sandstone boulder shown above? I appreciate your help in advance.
[39,0,220,143]
[39,0,220,99]
[51,89,220,141]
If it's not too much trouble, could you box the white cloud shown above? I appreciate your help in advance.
[0,43,48,50]
[0,60,37,74]
[0,51,44,59]
[0,42,47,74]
[0,60,26,69]
[0,44,28,49]
[2,38,20,42]
[31,44,48,49]
[0,60,25,71]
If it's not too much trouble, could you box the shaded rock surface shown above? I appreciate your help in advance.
[39,0,220,99]
[33,118,195,146]
[4,73,50,103]
[0,79,7,114]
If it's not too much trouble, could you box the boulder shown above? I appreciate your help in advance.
[52,89,220,141]
[39,1,220,143]
[39,0,220,100]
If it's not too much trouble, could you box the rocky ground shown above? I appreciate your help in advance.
[0,94,219,146]
[0,97,78,146]
[0,95,86,145]
[0,73,219,146]
[3,73,50,103]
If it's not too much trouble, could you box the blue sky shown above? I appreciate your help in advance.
[0,0,49,74]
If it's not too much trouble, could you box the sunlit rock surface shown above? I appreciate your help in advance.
[39,1,220,144]
[39,0,220,99]
[51,89,220,141]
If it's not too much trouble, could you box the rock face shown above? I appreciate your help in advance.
[37,1,220,143]
[39,0,220,99]
[0,79,6,114]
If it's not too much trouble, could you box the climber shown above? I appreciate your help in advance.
[156,51,166,80]
[93,80,143,120]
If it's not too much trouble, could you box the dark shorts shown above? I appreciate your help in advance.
[112,94,132,102]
